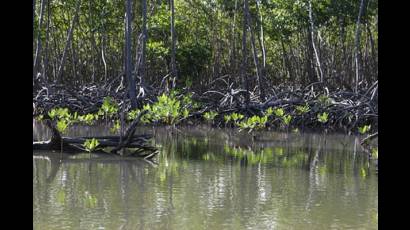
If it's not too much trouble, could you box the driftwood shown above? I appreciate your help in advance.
[33,112,158,160]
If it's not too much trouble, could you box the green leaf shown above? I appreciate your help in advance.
[183,108,189,118]
[265,107,274,116]
[56,120,69,134]
[317,112,329,123]
[282,114,292,125]
[83,138,100,152]
[295,104,310,115]
[358,125,371,134]
[273,108,285,117]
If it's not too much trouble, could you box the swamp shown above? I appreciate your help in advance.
[33,0,378,229]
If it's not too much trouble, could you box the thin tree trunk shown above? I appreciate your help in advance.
[308,0,323,83]
[34,0,46,79]
[230,0,238,75]
[125,0,137,108]
[306,27,316,84]
[57,0,81,83]
[101,35,108,83]
[42,0,51,83]
[170,0,177,89]
[141,0,148,87]
[247,9,264,101]
[241,0,250,105]
[354,0,366,93]
[256,0,267,93]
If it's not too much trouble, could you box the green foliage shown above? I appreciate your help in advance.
[371,148,378,159]
[282,114,292,126]
[34,0,377,94]
[224,113,245,125]
[98,97,118,118]
[295,104,310,115]
[134,92,189,125]
[265,107,274,116]
[152,93,181,124]
[110,120,120,134]
[78,113,98,125]
[182,108,190,119]
[48,108,71,121]
[273,108,285,117]
[35,115,44,121]
[358,125,371,134]
[224,115,231,124]
[84,191,98,208]
[127,109,139,121]
[317,112,329,123]
[56,119,69,134]
[203,111,218,121]
[83,138,100,152]
[360,167,367,178]
[238,115,268,133]
[231,113,244,122]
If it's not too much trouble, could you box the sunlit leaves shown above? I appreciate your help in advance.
[56,119,69,134]
[317,112,329,123]
[358,125,371,134]
[83,138,100,152]
[203,111,218,121]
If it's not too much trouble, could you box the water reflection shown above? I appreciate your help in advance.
[33,125,377,229]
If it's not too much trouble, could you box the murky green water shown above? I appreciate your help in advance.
[33,123,378,229]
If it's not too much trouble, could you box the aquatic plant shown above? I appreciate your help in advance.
[371,148,378,159]
[56,119,69,134]
[182,108,190,119]
[203,111,218,121]
[358,124,371,134]
[35,114,44,121]
[295,104,310,115]
[237,115,268,132]
[265,107,274,116]
[273,108,285,117]
[48,107,71,121]
[317,112,329,123]
[110,120,120,133]
[224,113,245,125]
[98,96,118,119]
[224,114,231,124]
[78,113,98,125]
[282,114,292,126]
[150,93,181,124]
[83,138,100,152]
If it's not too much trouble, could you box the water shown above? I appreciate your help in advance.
[33,123,378,229]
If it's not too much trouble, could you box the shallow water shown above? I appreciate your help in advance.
[33,123,377,229]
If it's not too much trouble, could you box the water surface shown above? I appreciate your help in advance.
[33,123,378,229]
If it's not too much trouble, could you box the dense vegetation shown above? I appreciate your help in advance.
[33,0,378,134]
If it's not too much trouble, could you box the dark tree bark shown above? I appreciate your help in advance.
[125,0,137,108]
[140,0,148,87]
[170,0,177,89]
[247,8,265,101]
[42,0,51,82]
[57,0,81,83]
[241,0,250,105]
[354,0,366,93]
[308,0,323,83]
[34,0,46,79]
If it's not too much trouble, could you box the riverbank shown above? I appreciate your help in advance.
[33,81,378,135]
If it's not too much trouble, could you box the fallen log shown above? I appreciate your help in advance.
[33,111,158,159]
